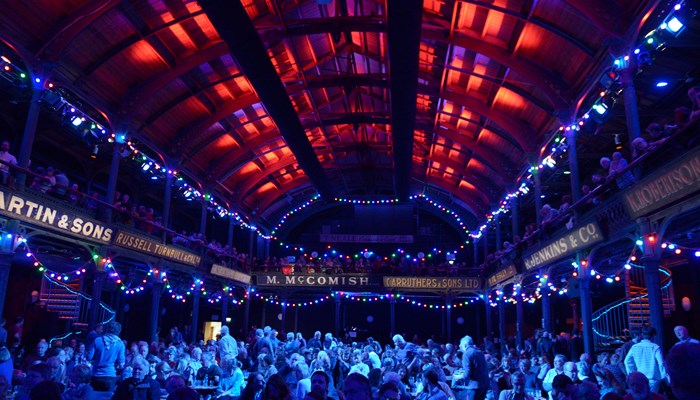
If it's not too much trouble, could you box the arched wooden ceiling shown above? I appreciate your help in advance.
[0,0,657,230]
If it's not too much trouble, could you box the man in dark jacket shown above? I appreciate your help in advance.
[459,335,489,400]
[112,357,160,400]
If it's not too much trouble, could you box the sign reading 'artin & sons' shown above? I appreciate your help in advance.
[0,188,113,244]
[523,222,603,271]
[623,147,700,218]
[113,231,201,267]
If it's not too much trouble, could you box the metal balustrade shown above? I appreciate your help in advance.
[592,264,673,351]
[40,274,116,330]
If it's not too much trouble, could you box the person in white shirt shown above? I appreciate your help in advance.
[218,325,238,360]
[624,326,666,392]
[542,354,566,393]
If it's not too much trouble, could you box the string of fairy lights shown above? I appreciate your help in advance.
[251,291,483,310]
[0,2,691,250]
[3,228,694,314]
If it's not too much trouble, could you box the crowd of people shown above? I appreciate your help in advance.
[1,320,698,400]
[479,86,700,272]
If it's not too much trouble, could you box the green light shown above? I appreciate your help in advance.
[647,38,654,44]
[20,73,26,78]
[92,254,99,260]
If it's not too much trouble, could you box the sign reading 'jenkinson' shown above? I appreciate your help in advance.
[623,147,700,218]
[0,188,113,244]
[523,222,604,271]
[255,274,380,287]
[383,276,481,290]
[113,231,201,267]
[487,264,518,288]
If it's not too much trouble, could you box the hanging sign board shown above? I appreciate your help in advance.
[487,264,518,288]
[522,221,603,271]
[623,147,700,218]
[383,276,481,290]
[0,188,113,244]
[211,263,251,285]
[319,234,414,243]
[113,230,201,267]
[255,273,381,287]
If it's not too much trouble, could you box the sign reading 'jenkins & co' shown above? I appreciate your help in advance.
[523,221,603,271]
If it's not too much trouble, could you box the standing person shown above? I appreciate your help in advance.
[219,326,238,360]
[459,335,489,400]
[624,326,666,393]
[0,140,17,186]
[671,325,699,347]
[89,321,125,392]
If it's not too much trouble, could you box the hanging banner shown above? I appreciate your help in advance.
[522,221,604,271]
[623,147,700,218]
[0,188,113,244]
[255,273,381,287]
[383,276,481,290]
[487,264,518,288]
[211,263,251,285]
[113,230,201,267]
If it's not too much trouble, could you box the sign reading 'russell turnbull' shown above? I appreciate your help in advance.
[623,147,700,218]
[113,231,201,267]
[523,221,603,271]
[0,188,113,243]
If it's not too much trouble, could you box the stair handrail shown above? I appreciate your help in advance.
[591,264,672,341]
[43,272,117,324]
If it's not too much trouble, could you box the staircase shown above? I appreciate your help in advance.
[626,266,675,331]
[40,274,116,332]
[40,277,81,320]
[591,263,674,351]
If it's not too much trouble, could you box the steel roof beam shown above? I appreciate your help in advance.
[199,0,335,200]
[387,0,423,202]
